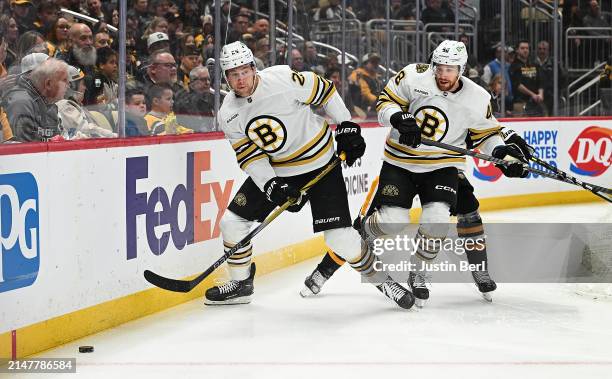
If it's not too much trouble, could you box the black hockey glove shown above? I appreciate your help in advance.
[264,177,307,212]
[390,111,421,148]
[335,121,366,167]
[502,129,534,162]
[492,145,529,178]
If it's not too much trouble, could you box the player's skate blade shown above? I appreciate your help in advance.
[408,271,430,308]
[472,270,496,303]
[205,263,256,305]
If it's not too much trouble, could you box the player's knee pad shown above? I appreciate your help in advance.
[324,227,362,263]
[219,210,253,244]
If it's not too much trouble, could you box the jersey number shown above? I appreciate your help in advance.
[292,71,305,86]
[394,70,405,86]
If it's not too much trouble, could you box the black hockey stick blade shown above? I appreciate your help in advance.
[143,153,346,293]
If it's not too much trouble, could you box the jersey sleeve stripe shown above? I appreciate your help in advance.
[383,86,409,106]
[311,77,332,106]
[383,149,466,165]
[240,152,268,170]
[236,143,258,161]
[305,75,320,105]
[386,139,463,156]
[271,133,333,167]
[232,137,251,150]
[319,83,337,106]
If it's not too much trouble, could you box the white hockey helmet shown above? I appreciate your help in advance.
[220,41,255,78]
[431,40,468,74]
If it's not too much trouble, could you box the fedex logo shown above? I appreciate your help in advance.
[0,173,40,293]
[126,151,233,259]
[472,151,502,182]
[569,126,611,177]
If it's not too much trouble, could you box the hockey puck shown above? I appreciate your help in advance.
[79,346,94,353]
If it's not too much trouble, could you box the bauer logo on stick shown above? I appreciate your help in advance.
[568,126,612,177]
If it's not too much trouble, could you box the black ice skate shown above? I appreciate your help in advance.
[408,271,430,308]
[300,268,329,297]
[205,263,256,305]
[472,270,497,302]
[376,277,416,309]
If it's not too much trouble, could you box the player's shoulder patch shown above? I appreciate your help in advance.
[415,63,430,73]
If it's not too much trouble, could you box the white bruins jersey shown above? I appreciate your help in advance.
[377,63,504,173]
[219,65,351,189]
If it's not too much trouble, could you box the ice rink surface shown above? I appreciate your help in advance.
[20,203,612,379]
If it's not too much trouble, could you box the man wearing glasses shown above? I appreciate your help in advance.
[175,66,217,132]
[144,50,181,93]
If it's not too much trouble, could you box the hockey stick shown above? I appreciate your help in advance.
[421,139,612,203]
[144,153,346,293]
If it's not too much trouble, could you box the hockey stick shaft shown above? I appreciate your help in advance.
[421,139,612,201]
[144,153,346,293]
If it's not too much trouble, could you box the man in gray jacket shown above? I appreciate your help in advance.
[2,58,69,142]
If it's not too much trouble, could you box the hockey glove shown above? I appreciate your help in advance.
[335,121,366,167]
[264,177,307,212]
[390,111,421,148]
[492,145,529,178]
[502,129,534,162]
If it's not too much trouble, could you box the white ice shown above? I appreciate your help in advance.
[22,203,612,379]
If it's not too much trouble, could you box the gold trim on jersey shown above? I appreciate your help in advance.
[468,126,502,148]
[236,143,259,161]
[232,137,250,150]
[270,123,330,164]
[386,139,463,157]
[240,151,268,170]
[384,150,466,165]
[306,76,335,107]
[271,134,334,168]
[376,87,409,112]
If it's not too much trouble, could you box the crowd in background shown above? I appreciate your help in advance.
[0,0,610,143]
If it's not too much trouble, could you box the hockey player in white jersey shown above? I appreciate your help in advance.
[205,41,415,308]
[355,40,529,307]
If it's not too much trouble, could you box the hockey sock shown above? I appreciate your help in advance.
[318,251,345,278]
[457,210,488,271]
[348,243,387,283]
[226,240,253,280]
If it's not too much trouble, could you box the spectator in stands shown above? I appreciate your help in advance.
[348,53,383,117]
[488,74,512,119]
[227,13,251,44]
[0,15,19,69]
[94,31,111,49]
[313,0,347,22]
[144,50,181,93]
[582,0,611,63]
[11,30,46,74]
[255,37,271,68]
[563,0,584,67]
[510,40,545,116]
[145,83,193,135]
[33,1,58,36]
[147,32,170,55]
[89,46,118,105]
[252,18,269,40]
[10,0,36,35]
[57,65,116,139]
[128,0,151,32]
[177,44,200,89]
[47,17,71,59]
[482,45,514,109]
[125,84,150,137]
[62,23,98,105]
[325,67,360,118]
[303,41,325,75]
[174,66,216,132]
[535,40,567,116]
[84,0,106,22]
[1,105,13,143]
[195,14,213,49]
[141,16,169,55]
[458,34,479,73]
[2,58,68,142]
[289,49,305,72]
[422,0,455,31]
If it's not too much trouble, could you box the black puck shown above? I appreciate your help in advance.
[79,345,94,353]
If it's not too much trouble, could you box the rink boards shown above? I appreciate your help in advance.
[0,117,610,358]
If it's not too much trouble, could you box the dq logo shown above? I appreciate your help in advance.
[0,173,40,293]
[569,126,612,177]
[126,151,233,259]
[472,151,502,182]
[414,106,449,142]
[246,115,287,153]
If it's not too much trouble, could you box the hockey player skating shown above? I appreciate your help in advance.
[206,41,415,308]
[310,40,528,308]
[300,128,535,302]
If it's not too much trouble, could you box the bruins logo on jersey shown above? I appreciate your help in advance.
[245,115,287,153]
[415,64,429,73]
[413,105,449,142]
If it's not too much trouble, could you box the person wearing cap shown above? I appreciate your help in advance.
[348,52,383,117]
[147,32,170,54]
[9,0,36,35]
[177,44,200,89]
[1,57,68,142]
[57,65,116,139]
